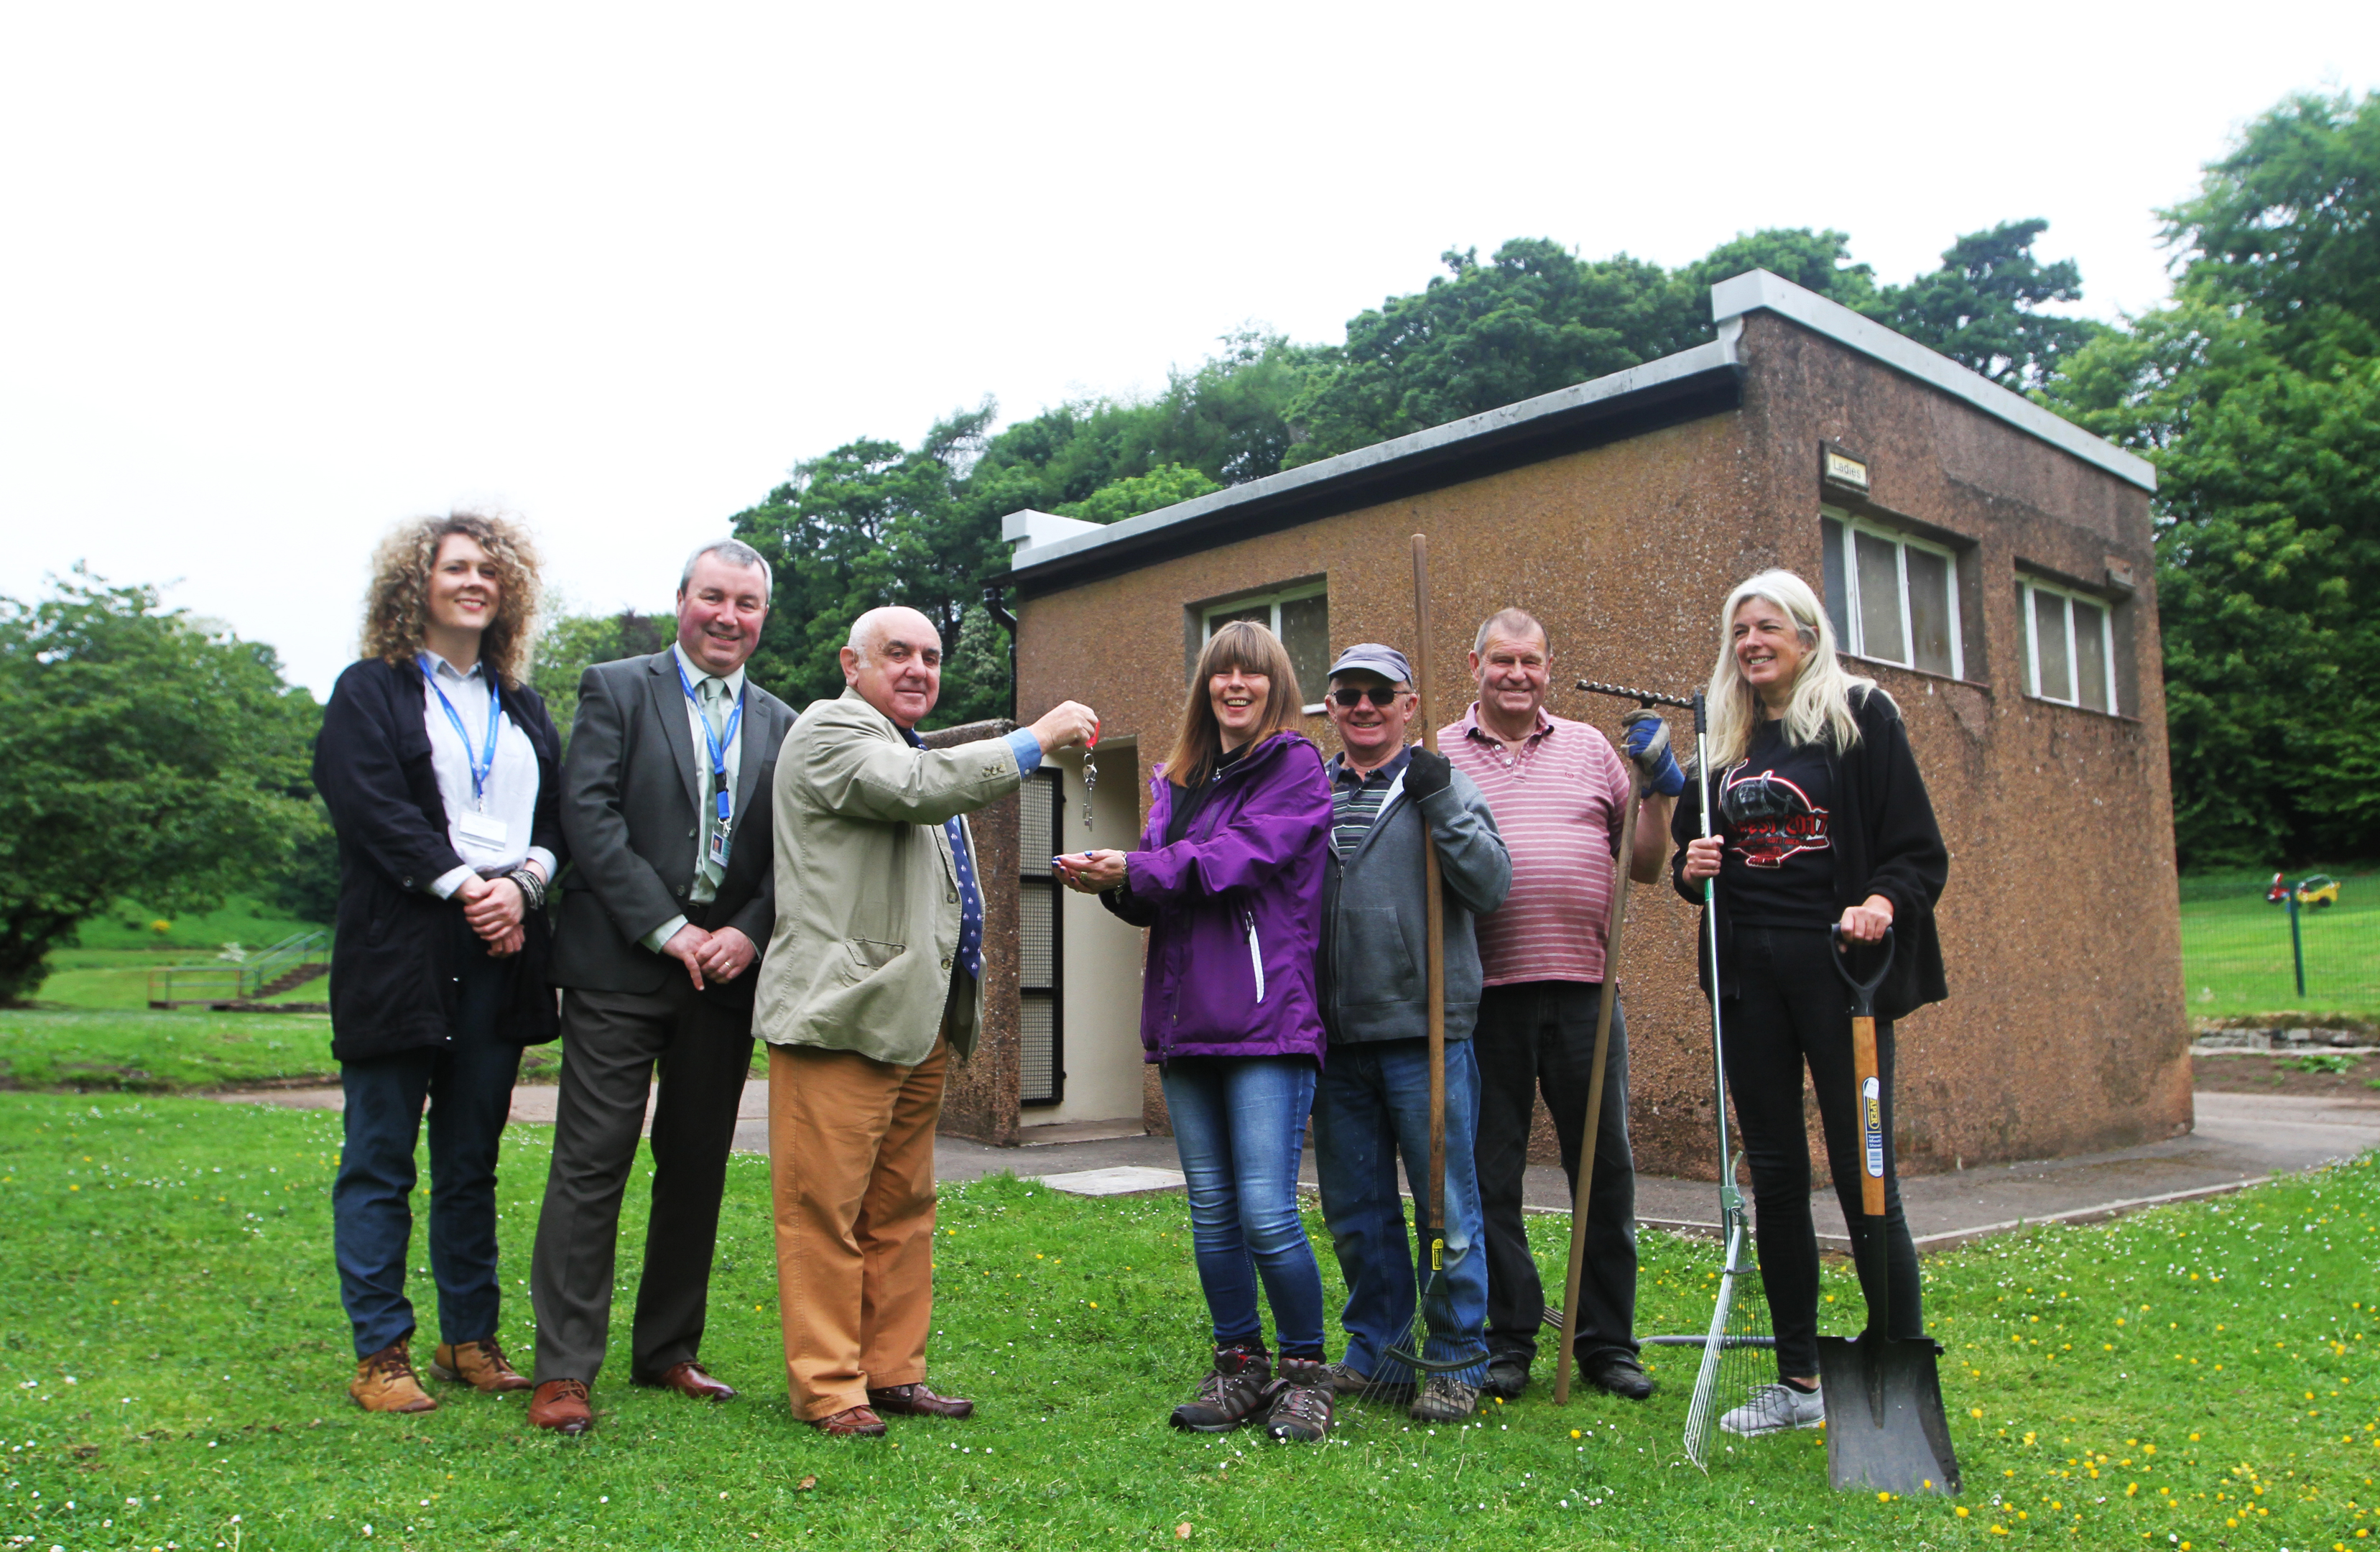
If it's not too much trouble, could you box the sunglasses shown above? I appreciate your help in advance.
[1329,685,1406,708]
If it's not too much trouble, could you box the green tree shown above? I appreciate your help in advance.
[2046,91,2380,865]
[1057,463,1222,524]
[0,571,320,1003]
[532,606,670,745]
[1863,219,2107,391]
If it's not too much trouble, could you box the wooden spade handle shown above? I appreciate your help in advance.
[1412,535,1447,1258]
[1853,1014,1886,1219]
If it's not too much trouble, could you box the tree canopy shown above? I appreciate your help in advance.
[2047,91,2380,867]
[726,220,2089,725]
[0,571,321,1002]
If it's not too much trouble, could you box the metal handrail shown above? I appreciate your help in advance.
[145,928,330,1007]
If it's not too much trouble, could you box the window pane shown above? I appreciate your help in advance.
[1207,604,1269,634]
[1820,517,1851,648]
[1276,593,1330,707]
[1904,547,1955,677]
[2073,599,2110,712]
[1854,530,1906,664]
[2032,588,2072,701]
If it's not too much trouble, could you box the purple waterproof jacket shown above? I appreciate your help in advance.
[1117,729,1332,1066]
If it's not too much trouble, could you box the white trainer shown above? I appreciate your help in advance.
[1719,1382,1825,1436]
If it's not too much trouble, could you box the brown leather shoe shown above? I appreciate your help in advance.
[810,1404,887,1438]
[528,1378,593,1435]
[868,1382,974,1419]
[350,1341,437,1414]
[429,1338,533,1393]
[636,1359,736,1402]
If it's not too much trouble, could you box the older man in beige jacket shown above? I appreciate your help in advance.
[756,605,1096,1436]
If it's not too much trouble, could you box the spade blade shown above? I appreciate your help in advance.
[1815,1333,1962,1497]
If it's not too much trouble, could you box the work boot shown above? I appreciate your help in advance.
[1262,1358,1334,1444]
[1408,1372,1479,1423]
[429,1338,532,1393]
[1719,1381,1824,1436]
[1167,1344,1272,1433]
[349,1340,437,1414]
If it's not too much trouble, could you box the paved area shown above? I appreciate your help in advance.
[218,1083,2378,1251]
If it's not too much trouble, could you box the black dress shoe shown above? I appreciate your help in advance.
[1584,1350,1654,1400]
[868,1382,974,1419]
[1481,1354,1531,1400]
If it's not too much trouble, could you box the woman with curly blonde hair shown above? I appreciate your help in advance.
[314,510,567,1415]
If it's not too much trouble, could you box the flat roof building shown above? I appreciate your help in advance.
[952,269,2184,1181]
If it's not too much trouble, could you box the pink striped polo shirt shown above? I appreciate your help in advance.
[1442,702,1631,986]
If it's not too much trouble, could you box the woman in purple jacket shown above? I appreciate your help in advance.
[1055,621,1335,1442]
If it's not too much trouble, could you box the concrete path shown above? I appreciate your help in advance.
[216,1082,2378,1250]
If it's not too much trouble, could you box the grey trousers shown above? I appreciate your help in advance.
[529,979,754,1385]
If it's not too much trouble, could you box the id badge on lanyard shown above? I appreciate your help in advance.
[677,657,745,869]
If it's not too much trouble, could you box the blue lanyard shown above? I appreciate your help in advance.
[420,658,503,809]
[675,656,745,824]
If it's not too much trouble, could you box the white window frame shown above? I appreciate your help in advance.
[2019,575,2120,715]
[1203,583,1329,714]
[1821,509,1965,680]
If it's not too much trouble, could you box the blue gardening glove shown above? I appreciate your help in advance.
[1619,710,1685,797]
[1404,745,1453,800]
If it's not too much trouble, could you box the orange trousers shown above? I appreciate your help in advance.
[767,1035,948,1421]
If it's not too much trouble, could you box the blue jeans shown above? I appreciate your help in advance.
[333,923,522,1357]
[1312,1038,1488,1382]
[1159,1056,1326,1359]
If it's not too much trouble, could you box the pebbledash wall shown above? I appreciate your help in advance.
[964,270,2187,1181]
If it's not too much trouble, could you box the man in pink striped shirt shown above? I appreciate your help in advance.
[1440,608,1680,1402]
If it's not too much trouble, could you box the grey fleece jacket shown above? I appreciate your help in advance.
[1316,754,1511,1045]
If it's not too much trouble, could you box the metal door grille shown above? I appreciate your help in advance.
[1018,768,1063,1107]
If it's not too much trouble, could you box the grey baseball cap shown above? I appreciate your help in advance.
[1326,643,1413,686]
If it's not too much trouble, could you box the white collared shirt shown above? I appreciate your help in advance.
[639,642,749,950]
[419,651,555,898]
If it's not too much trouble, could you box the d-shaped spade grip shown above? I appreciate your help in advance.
[1830,925,1896,1216]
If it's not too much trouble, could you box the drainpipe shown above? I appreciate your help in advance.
[983,583,1020,721]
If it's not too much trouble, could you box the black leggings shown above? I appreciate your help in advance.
[1721,924,1922,1380]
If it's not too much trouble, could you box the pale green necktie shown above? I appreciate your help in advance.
[694,677,729,900]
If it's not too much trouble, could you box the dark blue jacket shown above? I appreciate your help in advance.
[313,655,565,1062]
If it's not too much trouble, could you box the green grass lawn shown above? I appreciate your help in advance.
[2,1094,2374,1551]
[2180,867,2380,1021]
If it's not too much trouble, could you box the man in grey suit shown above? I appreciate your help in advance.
[525,538,797,1436]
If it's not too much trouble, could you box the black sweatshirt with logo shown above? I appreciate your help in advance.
[1670,685,1950,1022]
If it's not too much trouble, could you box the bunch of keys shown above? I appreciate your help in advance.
[1080,724,1098,831]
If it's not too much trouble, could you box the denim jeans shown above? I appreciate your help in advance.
[1159,1056,1325,1359]
[333,920,522,1357]
[1312,1037,1488,1382]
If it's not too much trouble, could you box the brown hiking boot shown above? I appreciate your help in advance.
[350,1341,437,1414]
[429,1338,532,1393]
[1168,1344,1272,1433]
[1263,1357,1335,1443]
[528,1378,593,1435]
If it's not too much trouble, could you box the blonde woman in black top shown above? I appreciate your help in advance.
[1670,568,1948,1437]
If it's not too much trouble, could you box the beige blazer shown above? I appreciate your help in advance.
[754,689,1022,1063]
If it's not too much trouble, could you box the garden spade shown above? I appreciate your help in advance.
[1815,925,1961,1497]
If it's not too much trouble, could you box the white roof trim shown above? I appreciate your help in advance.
[1710,269,2156,493]
[1006,336,1740,574]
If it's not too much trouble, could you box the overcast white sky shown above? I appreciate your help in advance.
[4,1,2375,696]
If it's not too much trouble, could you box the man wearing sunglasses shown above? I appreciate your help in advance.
[1309,644,1510,1422]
